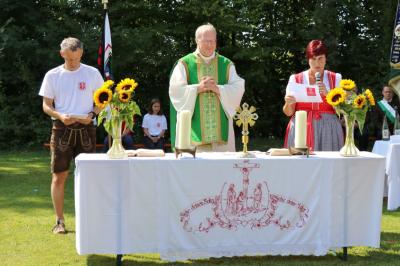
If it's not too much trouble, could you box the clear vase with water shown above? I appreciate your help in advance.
[107,118,127,159]
[340,114,359,157]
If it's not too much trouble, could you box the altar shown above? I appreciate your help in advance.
[75,152,385,261]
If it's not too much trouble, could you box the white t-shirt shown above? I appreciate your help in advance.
[38,63,104,115]
[142,114,168,136]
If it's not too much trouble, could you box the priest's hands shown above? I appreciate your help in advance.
[198,76,220,96]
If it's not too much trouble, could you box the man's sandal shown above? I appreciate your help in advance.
[52,219,66,234]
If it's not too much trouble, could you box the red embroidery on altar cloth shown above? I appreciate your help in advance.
[180,160,309,233]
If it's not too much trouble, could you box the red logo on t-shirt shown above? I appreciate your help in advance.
[79,82,86,90]
[157,122,161,128]
[306,87,316,96]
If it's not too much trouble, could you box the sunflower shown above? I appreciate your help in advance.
[364,89,375,106]
[118,91,131,103]
[353,94,366,109]
[93,86,113,108]
[326,87,346,106]
[115,78,138,93]
[103,80,115,89]
[339,79,356,91]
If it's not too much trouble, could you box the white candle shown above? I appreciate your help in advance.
[294,111,307,148]
[176,110,192,149]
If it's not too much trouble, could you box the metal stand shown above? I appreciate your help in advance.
[175,147,196,158]
[289,146,310,157]
[116,254,123,266]
[337,247,348,261]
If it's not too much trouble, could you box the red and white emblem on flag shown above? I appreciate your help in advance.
[79,82,86,90]
[306,87,316,96]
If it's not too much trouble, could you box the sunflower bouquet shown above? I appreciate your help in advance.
[93,78,141,145]
[326,79,375,131]
[326,79,375,156]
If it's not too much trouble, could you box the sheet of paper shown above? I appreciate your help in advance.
[286,82,322,103]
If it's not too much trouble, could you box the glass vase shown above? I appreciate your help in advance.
[107,118,127,159]
[340,114,359,157]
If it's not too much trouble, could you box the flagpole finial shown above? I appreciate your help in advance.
[102,0,108,9]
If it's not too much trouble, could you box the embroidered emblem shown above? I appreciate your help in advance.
[306,87,316,96]
[395,24,400,38]
[79,82,86,90]
[180,160,309,233]
[157,122,161,128]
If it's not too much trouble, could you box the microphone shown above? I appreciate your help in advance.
[315,72,323,95]
[315,72,321,83]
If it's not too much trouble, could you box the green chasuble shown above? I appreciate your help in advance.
[170,52,232,148]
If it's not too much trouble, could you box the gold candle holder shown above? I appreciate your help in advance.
[175,146,197,159]
[289,146,310,157]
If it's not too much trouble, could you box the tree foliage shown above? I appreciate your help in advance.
[0,0,397,148]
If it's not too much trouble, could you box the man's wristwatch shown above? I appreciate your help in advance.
[89,111,97,119]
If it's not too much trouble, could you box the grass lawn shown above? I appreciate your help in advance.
[0,148,399,266]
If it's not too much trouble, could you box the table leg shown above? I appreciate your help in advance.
[342,247,348,261]
[337,247,348,261]
[116,254,123,266]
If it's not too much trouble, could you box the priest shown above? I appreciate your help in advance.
[169,24,245,152]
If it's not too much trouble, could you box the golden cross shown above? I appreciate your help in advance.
[233,103,258,154]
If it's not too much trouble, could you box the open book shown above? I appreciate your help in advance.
[267,148,291,156]
[126,149,165,157]
[267,148,314,156]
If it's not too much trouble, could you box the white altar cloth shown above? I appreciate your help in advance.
[385,144,400,210]
[372,140,400,210]
[75,152,385,261]
[372,140,390,157]
[372,140,390,197]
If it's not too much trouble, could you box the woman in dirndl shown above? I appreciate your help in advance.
[283,39,344,151]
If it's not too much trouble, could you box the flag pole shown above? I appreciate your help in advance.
[98,0,113,80]
[389,0,400,98]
